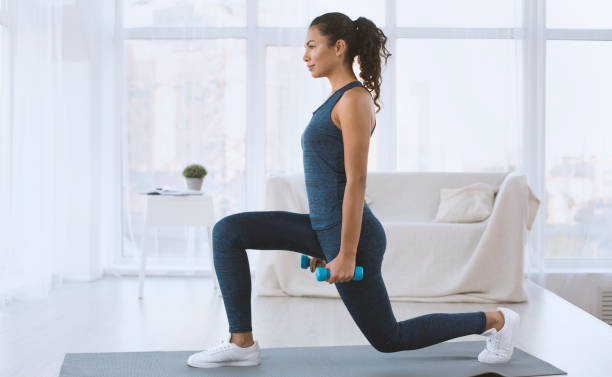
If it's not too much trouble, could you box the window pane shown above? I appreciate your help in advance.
[0,26,8,188]
[123,0,246,28]
[0,27,5,105]
[0,25,7,133]
[265,46,378,178]
[545,41,612,259]
[396,39,520,172]
[396,0,520,27]
[258,0,385,27]
[547,0,612,29]
[123,39,246,265]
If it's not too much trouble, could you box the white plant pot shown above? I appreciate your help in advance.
[185,177,203,191]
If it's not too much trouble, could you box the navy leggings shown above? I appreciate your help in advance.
[212,210,487,353]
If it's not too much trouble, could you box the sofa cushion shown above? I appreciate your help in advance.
[433,182,498,223]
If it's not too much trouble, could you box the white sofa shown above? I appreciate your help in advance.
[254,171,540,303]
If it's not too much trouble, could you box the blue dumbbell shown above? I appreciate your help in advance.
[300,254,363,281]
[315,266,363,282]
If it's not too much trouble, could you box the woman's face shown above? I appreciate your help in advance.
[303,26,344,78]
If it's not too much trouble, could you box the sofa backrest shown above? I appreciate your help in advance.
[364,171,510,222]
[268,171,511,223]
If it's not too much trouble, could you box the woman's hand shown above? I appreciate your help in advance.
[324,253,356,284]
[309,257,326,273]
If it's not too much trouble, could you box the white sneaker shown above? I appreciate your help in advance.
[478,307,520,364]
[187,333,261,368]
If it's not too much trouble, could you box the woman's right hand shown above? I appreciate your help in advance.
[309,257,326,273]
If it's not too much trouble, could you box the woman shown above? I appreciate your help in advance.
[187,12,520,368]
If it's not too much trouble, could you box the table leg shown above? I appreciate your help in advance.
[139,221,148,299]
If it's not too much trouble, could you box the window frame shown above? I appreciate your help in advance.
[0,0,7,26]
[116,0,612,274]
[0,0,11,187]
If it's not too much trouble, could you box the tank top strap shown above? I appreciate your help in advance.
[312,80,364,115]
[327,80,363,109]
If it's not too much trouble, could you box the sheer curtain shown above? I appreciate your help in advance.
[0,0,120,305]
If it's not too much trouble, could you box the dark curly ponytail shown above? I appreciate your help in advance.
[310,12,391,113]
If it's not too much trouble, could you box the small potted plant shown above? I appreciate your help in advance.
[182,163,207,191]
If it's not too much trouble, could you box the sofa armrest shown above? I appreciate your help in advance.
[490,172,540,231]
[526,185,540,231]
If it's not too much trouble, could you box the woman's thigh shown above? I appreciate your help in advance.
[213,210,326,259]
[315,213,396,349]
[313,211,387,275]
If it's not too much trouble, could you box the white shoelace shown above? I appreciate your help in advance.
[486,333,500,350]
[486,330,513,355]
[207,337,234,354]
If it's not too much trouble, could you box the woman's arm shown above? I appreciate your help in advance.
[335,90,373,258]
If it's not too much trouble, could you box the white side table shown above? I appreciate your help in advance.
[138,194,220,299]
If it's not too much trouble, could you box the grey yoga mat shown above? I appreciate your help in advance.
[59,340,566,377]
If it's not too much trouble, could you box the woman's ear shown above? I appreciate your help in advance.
[335,39,347,56]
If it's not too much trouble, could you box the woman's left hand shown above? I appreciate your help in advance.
[324,253,357,284]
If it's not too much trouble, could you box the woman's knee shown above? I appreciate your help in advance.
[359,309,401,353]
[212,214,243,245]
[370,334,398,353]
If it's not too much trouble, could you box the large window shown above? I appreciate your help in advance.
[118,0,611,274]
[544,1,612,261]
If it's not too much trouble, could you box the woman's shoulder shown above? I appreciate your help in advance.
[332,85,375,132]
[336,85,375,116]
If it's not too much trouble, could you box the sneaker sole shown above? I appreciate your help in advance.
[187,358,261,368]
[478,348,513,364]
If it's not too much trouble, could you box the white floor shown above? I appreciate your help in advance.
[0,276,610,377]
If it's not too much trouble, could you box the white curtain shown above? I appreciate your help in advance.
[0,0,120,305]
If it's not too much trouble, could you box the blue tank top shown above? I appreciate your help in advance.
[301,80,376,231]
